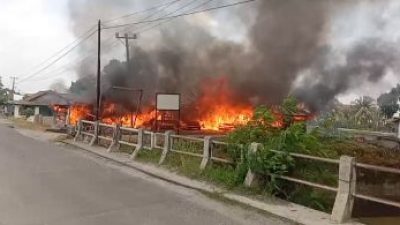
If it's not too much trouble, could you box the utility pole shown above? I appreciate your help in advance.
[115,32,138,127]
[115,32,137,72]
[9,76,17,101]
[96,20,101,122]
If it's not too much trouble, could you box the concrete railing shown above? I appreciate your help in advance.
[74,120,98,145]
[337,128,397,139]
[74,120,400,223]
[245,144,400,223]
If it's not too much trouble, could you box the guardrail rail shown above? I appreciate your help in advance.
[73,120,400,223]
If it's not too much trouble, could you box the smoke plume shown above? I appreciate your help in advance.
[67,0,400,112]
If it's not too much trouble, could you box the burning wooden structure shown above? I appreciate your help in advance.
[68,76,313,133]
[10,90,80,127]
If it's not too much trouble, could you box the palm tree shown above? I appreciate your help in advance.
[334,106,353,128]
[352,96,376,128]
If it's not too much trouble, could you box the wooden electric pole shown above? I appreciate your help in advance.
[115,32,138,127]
[115,32,137,72]
[9,76,17,101]
[96,20,101,122]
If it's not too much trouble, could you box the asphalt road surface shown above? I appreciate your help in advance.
[0,121,292,225]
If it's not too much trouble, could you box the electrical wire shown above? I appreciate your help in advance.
[18,1,181,83]
[116,0,183,35]
[128,0,199,33]
[103,0,256,30]
[102,0,181,25]
[136,0,215,35]
[17,25,97,80]
[18,0,256,85]
[18,29,97,84]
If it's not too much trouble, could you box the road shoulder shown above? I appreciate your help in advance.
[62,139,364,225]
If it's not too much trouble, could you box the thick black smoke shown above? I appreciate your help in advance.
[68,0,400,112]
[293,39,400,110]
[234,0,330,106]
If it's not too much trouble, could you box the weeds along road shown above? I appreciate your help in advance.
[0,122,293,225]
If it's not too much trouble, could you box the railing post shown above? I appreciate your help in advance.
[159,131,173,165]
[74,120,82,142]
[89,121,99,146]
[244,143,262,187]
[150,132,155,149]
[131,128,144,159]
[200,136,212,170]
[331,156,356,223]
[107,124,120,152]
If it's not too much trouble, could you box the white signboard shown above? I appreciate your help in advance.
[156,94,180,110]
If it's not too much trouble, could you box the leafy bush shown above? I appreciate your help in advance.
[227,97,335,207]
[20,107,34,118]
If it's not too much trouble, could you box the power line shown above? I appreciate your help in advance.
[18,0,256,85]
[18,1,182,84]
[18,29,97,84]
[136,0,215,35]
[103,0,206,70]
[102,0,181,25]
[117,0,183,34]
[131,0,202,34]
[19,2,178,84]
[18,25,97,80]
[25,39,103,83]
[30,34,122,83]
[103,0,256,30]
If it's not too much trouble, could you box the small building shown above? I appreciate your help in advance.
[10,90,75,127]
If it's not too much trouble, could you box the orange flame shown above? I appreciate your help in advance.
[69,104,92,125]
[194,76,253,130]
[68,76,312,131]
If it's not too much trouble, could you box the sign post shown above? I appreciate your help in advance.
[155,93,181,132]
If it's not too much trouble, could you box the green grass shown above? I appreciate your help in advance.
[136,148,162,164]
[288,185,336,212]
[164,153,203,178]
[131,142,338,213]
[202,164,237,188]
[134,145,242,189]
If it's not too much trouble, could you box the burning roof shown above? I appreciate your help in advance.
[68,76,313,132]
[66,0,400,128]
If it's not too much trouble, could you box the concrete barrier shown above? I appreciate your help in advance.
[159,131,173,165]
[200,136,212,170]
[107,124,120,152]
[332,156,356,223]
[130,128,144,159]
[72,119,400,223]
[244,143,262,187]
[89,121,98,146]
[74,120,82,142]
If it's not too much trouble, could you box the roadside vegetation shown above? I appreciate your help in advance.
[135,96,400,213]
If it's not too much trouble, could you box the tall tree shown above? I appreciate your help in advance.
[377,84,400,118]
[353,96,376,127]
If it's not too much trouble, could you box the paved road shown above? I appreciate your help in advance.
[0,122,292,225]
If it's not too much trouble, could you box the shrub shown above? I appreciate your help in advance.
[227,97,335,208]
[21,107,34,118]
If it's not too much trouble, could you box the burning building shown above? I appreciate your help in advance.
[11,90,81,127]
[68,76,256,131]
[65,0,400,130]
